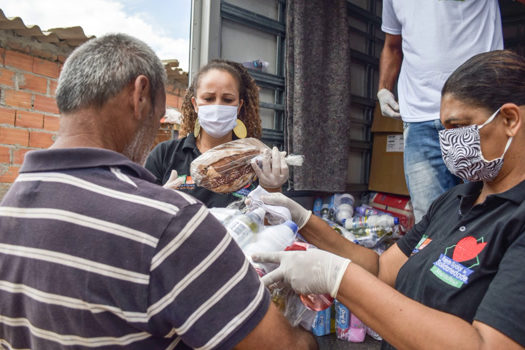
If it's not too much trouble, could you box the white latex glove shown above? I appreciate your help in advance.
[377,88,401,119]
[163,170,185,190]
[252,250,351,298]
[251,147,289,190]
[260,192,312,229]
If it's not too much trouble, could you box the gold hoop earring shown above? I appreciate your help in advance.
[233,119,247,139]
[193,119,201,138]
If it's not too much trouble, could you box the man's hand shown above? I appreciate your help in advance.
[163,170,184,190]
[252,249,351,298]
[377,88,401,119]
[259,192,311,229]
[251,147,289,191]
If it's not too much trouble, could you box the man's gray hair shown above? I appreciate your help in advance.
[56,33,167,113]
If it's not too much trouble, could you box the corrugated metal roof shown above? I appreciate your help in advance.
[0,9,93,48]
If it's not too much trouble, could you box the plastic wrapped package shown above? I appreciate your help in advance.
[270,287,316,329]
[190,138,304,193]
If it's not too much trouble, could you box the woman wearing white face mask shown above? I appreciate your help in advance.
[251,50,525,350]
[145,59,289,207]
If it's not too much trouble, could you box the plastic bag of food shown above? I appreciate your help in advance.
[190,138,304,193]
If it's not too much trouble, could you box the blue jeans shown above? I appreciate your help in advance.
[403,120,460,223]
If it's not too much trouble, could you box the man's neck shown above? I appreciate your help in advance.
[51,109,126,153]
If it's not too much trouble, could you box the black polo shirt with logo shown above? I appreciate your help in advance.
[145,133,256,208]
[382,180,525,349]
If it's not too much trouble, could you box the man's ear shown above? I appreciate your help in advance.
[131,75,151,120]
[500,103,522,137]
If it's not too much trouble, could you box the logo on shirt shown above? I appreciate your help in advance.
[232,183,256,199]
[430,236,487,288]
[411,234,432,256]
[178,175,195,190]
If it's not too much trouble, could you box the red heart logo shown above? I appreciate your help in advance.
[452,236,487,262]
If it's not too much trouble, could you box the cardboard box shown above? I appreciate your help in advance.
[311,307,331,336]
[368,103,409,196]
[370,102,404,133]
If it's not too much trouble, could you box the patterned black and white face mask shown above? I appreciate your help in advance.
[439,108,513,182]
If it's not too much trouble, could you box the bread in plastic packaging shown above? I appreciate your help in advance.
[190,138,305,193]
[190,138,266,193]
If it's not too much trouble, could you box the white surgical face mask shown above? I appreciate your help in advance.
[439,107,513,182]
[197,104,238,138]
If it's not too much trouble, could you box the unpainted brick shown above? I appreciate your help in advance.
[49,79,58,95]
[166,93,180,109]
[0,68,15,87]
[0,107,15,125]
[0,127,29,146]
[34,95,59,114]
[33,57,59,79]
[15,111,44,129]
[29,131,55,148]
[12,148,31,165]
[0,165,20,182]
[4,90,32,109]
[43,115,60,131]
[19,73,48,94]
[0,146,10,163]
[5,50,34,72]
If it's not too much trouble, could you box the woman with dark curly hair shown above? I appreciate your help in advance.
[145,59,288,207]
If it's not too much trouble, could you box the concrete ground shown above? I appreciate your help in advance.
[317,334,382,350]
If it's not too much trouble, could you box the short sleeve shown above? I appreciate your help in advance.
[381,0,402,35]
[144,142,167,184]
[396,211,430,257]
[396,188,448,256]
[474,233,525,346]
[147,203,270,350]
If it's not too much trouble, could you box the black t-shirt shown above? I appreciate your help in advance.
[381,180,525,349]
[144,133,256,208]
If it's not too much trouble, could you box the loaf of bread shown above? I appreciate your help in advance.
[190,138,269,193]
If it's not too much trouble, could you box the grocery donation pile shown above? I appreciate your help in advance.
[190,138,415,342]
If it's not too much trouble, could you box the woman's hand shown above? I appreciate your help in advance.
[252,147,289,191]
[259,192,312,229]
[252,249,351,298]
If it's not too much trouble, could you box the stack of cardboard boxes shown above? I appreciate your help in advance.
[368,103,409,197]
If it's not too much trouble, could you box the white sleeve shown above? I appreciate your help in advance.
[381,0,401,35]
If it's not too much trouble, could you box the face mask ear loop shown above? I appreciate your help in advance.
[480,133,513,163]
[479,108,501,129]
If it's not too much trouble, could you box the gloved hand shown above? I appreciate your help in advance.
[252,249,351,298]
[251,146,289,190]
[163,170,185,190]
[259,192,312,229]
[377,88,401,119]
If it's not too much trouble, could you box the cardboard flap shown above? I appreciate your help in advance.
[371,102,404,133]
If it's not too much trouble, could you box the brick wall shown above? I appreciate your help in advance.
[0,47,186,199]
[0,48,61,198]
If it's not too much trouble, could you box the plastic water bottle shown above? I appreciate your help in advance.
[354,205,380,217]
[244,220,298,276]
[313,197,323,217]
[242,59,269,71]
[320,200,331,221]
[343,215,398,231]
[225,207,265,249]
[333,193,355,224]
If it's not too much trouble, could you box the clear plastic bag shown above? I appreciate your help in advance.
[190,138,304,193]
[190,138,266,193]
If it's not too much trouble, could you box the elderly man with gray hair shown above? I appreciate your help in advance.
[0,34,316,350]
